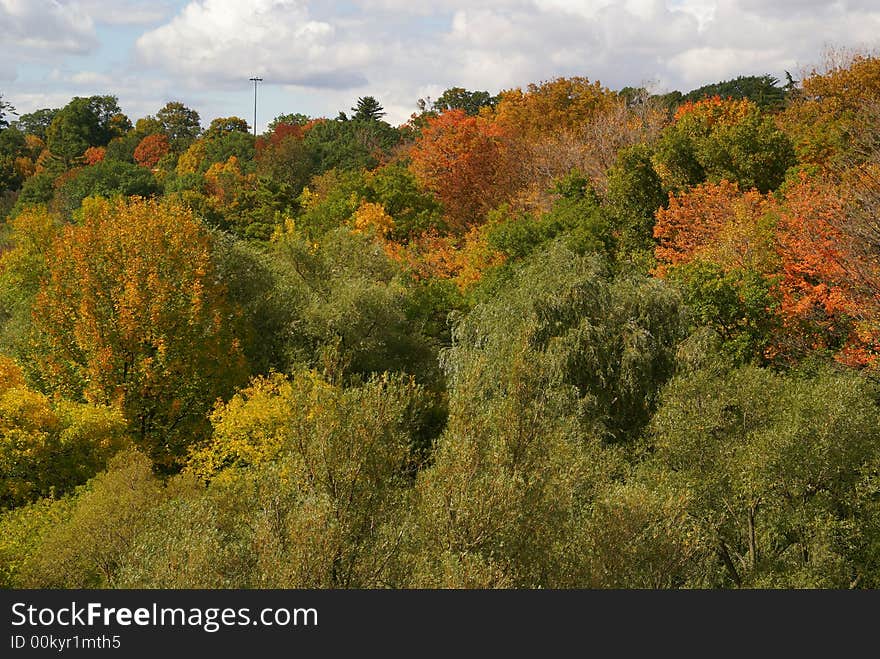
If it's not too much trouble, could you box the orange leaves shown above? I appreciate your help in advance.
[654,174,878,366]
[82,146,106,165]
[409,109,514,231]
[492,76,618,138]
[654,180,775,275]
[133,133,170,169]
[673,95,754,127]
[32,197,247,467]
[385,225,504,292]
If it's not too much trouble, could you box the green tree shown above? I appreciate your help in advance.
[427,87,498,116]
[14,450,166,587]
[303,117,400,173]
[604,144,667,260]
[14,108,58,140]
[352,96,386,121]
[645,363,880,587]
[54,159,159,216]
[156,101,202,151]
[268,113,311,131]
[45,97,102,168]
[681,75,788,112]
[0,93,16,130]
[204,116,250,140]
[0,126,27,193]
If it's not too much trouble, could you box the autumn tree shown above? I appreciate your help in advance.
[409,109,514,231]
[492,77,618,138]
[31,197,248,471]
[654,96,794,193]
[0,356,128,507]
[133,133,171,168]
[782,52,880,167]
[82,146,106,165]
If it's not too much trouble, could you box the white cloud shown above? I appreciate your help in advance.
[70,0,175,26]
[9,0,880,127]
[0,0,97,56]
[128,0,880,124]
[135,0,373,89]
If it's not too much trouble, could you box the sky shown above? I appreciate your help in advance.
[2,0,880,132]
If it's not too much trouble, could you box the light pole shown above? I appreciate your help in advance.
[249,76,263,136]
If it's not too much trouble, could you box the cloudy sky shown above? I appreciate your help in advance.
[2,0,879,130]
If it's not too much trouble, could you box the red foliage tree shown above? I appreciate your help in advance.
[409,110,514,232]
[133,133,171,169]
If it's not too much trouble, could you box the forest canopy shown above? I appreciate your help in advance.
[2,51,880,589]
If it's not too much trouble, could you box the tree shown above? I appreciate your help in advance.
[781,53,880,167]
[133,133,170,168]
[429,87,498,116]
[45,98,102,168]
[204,116,250,140]
[647,364,880,587]
[0,126,27,193]
[53,160,160,216]
[0,93,16,130]
[13,108,58,141]
[0,356,128,508]
[268,113,311,131]
[13,449,166,587]
[409,109,514,231]
[351,96,386,121]
[156,101,202,151]
[82,146,106,165]
[492,77,618,138]
[653,96,795,193]
[680,75,788,112]
[31,197,249,471]
[604,144,667,258]
[408,243,684,586]
[302,117,400,173]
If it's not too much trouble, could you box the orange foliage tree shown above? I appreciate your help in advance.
[772,176,874,364]
[491,76,618,138]
[655,175,878,365]
[32,197,249,470]
[133,133,171,169]
[409,110,514,231]
[654,180,776,275]
[82,146,106,165]
[782,53,880,167]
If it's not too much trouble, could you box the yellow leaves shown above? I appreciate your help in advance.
[493,76,618,138]
[352,201,394,238]
[0,386,57,434]
[176,140,206,176]
[191,373,302,479]
[0,356,26,394]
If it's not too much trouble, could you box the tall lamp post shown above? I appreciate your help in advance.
[249,76,263,136]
